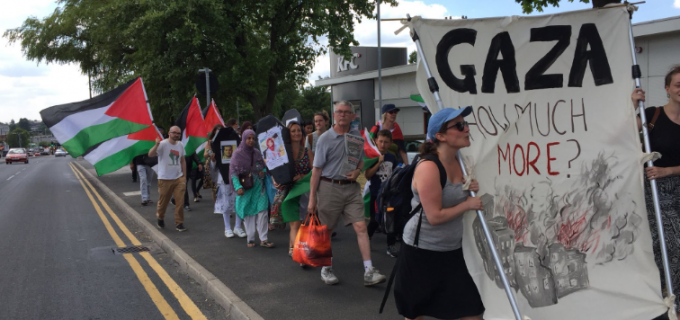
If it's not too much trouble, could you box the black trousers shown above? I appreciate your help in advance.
[368,196,396,246]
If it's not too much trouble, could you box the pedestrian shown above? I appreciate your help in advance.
[632,65,680,318]
[130,160,138,182]
[306,111,329,161]
[271,121,312,256]
[190,155,204,203]
[393,107,484,320]
[203,125,220,202]
[364,129,399,257]
[226,118,239,133]
[148,125,188,232]
[239,121,253,137]
[230,129,274,248]
[170,153,201,212]
[207,124,246,238]
[308,100,386,286]
[133,154,153,206]
[303,120,314,137]
[370,104,408,165]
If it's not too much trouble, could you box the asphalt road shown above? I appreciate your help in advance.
[88,159,405,320]
[0,155,228,319]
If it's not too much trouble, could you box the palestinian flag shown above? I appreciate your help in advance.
[84,126,162,176]
[40,78,152,157]
[176,96,208,157]
[203,99,225,134]
[361,128,381,218]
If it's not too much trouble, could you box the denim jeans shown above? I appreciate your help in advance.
[137,164,151,201]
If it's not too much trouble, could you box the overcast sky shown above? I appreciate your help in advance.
[1,0,678,123]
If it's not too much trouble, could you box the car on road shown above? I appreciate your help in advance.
[5,148,29,164]
[34,152,41,157]
[405,139,424,164]
[41,148,51,155]
[54,149,68,157]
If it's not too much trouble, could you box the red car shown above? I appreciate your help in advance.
[5,148,29,164]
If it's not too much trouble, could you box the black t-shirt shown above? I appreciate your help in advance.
[369,153,397,197]
[645,106,680,167]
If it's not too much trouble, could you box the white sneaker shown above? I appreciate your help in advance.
[233,228,246,238]
[321,267,339,285]
[364,266,387,286]
[225,230,234,238]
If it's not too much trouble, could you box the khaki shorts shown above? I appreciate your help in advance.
[317,180,365,230]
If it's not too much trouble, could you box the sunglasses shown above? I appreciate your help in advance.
[445,121,468,132]
[169,131,181,134]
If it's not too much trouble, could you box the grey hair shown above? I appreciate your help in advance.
[334,100,353,112]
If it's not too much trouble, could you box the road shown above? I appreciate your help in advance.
[0,155,227,319]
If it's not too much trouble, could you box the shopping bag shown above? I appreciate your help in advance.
[293,213,332,267]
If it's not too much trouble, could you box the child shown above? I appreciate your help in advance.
[364,129,399,257]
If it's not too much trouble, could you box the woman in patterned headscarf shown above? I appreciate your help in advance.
[229,129,274,248]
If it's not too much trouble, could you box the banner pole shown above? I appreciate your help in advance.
[626,6,676,316]
[407,14,524,320]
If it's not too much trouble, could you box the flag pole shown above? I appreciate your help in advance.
[406,14,524,320]
[626,5,676,318]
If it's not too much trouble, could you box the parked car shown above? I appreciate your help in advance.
[54,149,68,157]
[405,139,424,164]
[34,152,40,157]
[5,148,29,164]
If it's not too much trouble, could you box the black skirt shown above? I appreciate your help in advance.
[394,244,485,319]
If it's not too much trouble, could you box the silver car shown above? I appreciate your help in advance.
[55,149,67,157]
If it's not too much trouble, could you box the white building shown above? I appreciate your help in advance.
[316,15,680,139]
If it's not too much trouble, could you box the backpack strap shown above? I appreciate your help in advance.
[648,107,661,131]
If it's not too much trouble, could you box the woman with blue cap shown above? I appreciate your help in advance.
[393,106,485,320]
[369,104,408,165]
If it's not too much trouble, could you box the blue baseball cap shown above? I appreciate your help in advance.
[381,104,400,114]
[426,106,473,142]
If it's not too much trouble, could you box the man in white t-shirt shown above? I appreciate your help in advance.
[149,125,188,232]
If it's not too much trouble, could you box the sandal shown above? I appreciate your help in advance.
[193,197,198,203]
[260,240,275,248]
[197,193,202,199]
[288,247,294,256]
[141,201,149,206]
[247,241,256,248]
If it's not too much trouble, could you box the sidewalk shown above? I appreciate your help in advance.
[78,159,402,320]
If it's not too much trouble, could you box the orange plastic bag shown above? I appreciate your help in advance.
[293,213,332,267]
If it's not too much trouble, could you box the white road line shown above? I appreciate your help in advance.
[7,175,14,181]
[16,172,20,175]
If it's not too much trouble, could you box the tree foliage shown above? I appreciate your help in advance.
[8,120,16,132]
[7,128,30,148]
[515,0,590,13]
[17,118,32,132]
[408,51,417,64]
[5,0,396,129]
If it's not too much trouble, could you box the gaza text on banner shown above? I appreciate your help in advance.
[410,7,666,320]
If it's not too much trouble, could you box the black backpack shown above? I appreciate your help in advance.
[376,154,447,238]
[378,153,447,314]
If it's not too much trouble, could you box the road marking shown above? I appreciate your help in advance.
[68,163,180,320]
[123,191,142,197]
[6,175,14,181]
[71,162,207,320]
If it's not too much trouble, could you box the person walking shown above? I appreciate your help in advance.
[133,154,153,206]
[393,107,484,320]
[149,125,188,232]
[308,101,386,286]
[271,122,312,256]
[632,65,680,318]
[306,111,329,161]
[230,129,274,248]
[370,104,408,165]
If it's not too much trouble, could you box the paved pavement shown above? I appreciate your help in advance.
[79,158,404,320]
[0,155,228,319]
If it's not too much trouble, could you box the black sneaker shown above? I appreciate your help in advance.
[176,224,187,232]
[387,245,399,258]
[157,219,165,229]
[184,205,191,211]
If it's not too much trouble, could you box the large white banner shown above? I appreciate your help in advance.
[411,7,666,320]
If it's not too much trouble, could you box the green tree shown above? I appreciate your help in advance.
[17,118,32,132]
[7,128,30,148]
[5,0,397,127]
[408,51,417,64]
[515,0,594,13]
[38,141,51,147]
[8,120,16,132]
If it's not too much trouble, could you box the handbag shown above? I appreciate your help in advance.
[238,151,255,190]
[202,158,215,189]
[292,213,333,267]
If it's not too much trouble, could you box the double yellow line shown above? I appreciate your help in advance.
[69,162,207,320]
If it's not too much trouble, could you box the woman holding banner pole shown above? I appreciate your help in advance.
[632,65,680,316]
[394,107,484,320]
